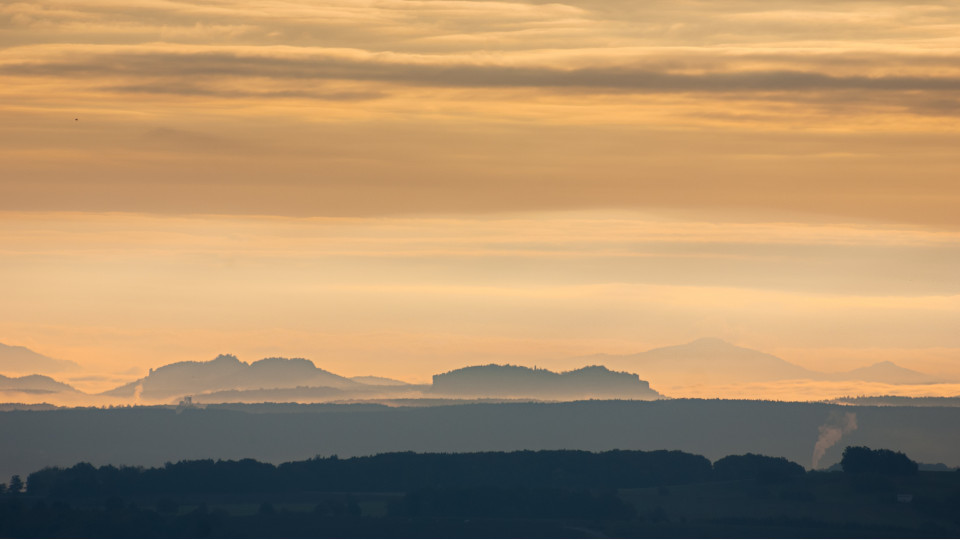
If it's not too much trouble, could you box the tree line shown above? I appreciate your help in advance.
[11,446,924,499]
[22,449,810,498]
[0,446,938,538]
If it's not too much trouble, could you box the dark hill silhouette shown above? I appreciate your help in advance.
[0,342,81,374]
[577,338,946,384]
[429,364,661,399]
[103,354,362,400]
[0,374,80,394]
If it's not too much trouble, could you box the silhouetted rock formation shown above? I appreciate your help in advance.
[103,354,361,400]
[100,353,661,403]
[430,364,661,399]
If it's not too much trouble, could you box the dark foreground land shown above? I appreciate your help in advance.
[5,399,960,483]
[2,449,960,538]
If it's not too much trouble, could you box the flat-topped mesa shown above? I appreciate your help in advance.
[429,364,660,400]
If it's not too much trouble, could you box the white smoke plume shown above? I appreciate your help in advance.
[811,411,857,469]
[132,382,144,405]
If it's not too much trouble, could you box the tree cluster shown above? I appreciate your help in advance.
[840,446,919,476]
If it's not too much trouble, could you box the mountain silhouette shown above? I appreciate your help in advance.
[0,373,80,394]
[26,339,947,405]
[577,338,945,385]
[102,355,658,403]
[576,338,817,384]
[102,354,362,400]
[429,364,661,399]
[827,361,947,384]
[0,342,82,374]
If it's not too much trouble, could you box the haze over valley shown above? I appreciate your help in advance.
[3,338,958,406]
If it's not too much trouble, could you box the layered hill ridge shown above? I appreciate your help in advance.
[0,373,80,394]
[3,338,951,405]
[430,364,661,400]
[102,354,361,400]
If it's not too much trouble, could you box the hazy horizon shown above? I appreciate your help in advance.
[5,337,960,407]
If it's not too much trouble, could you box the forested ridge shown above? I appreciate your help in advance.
[4,447,958,538]
[6,400,960,485]
[25,449,730,497]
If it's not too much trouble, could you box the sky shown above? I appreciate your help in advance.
[1,0,959,394]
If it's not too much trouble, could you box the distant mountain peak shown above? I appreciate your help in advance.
[686,337,734,347]
[675,337,743,350]
[870,360,898,367]
[832,360,945,384]
[570,338,820,384]
[571,340,948,386]
[647,338,758,356]
[0,342,82,374]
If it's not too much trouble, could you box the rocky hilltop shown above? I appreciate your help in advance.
[103,354,360,400]
[430,364,661,400]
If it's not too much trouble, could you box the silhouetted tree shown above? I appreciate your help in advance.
[841,446,918,476]
[7,476,23,494]
[714,453,805,483]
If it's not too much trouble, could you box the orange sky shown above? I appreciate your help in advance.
[1,0,959,394]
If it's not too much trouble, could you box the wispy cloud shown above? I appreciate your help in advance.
[3,0,960,223]
[6,46,960,95]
